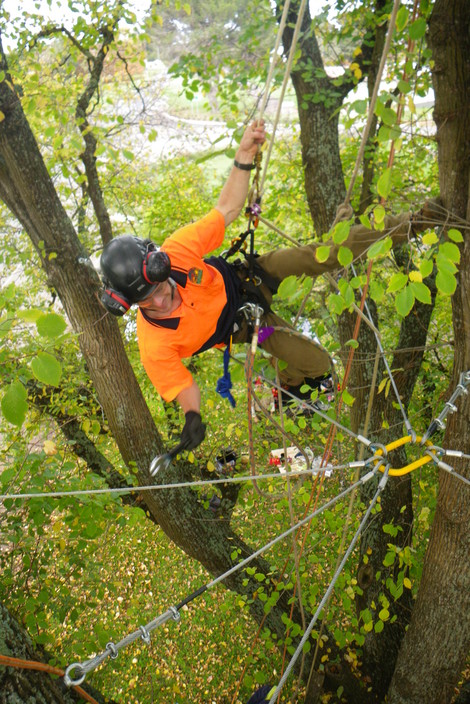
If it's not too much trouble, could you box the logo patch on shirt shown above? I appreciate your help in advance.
[188,267,203,284]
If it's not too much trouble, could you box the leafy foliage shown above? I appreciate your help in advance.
[0,0,462,702]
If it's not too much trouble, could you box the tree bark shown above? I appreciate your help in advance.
[0,35,343,690]
[0,602,117,704]
[387,1,470,702]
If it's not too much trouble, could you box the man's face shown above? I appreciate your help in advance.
[138,280,175,317]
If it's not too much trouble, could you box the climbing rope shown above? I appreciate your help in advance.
[333,0,402,222]
[267,467,391,704]
[64,460,384,688]
[0,654,101,704]
[4,370,468,694]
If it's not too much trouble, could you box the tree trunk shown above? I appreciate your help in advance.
[0,602,117,704]
[387,1,470,702]
[0,37,343,688]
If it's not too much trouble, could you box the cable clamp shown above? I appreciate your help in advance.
[357,435,372,448]
[139,625,151,645]
[360,469,377,484]
[426,449,454,473]
[378,465,390,489]
[169,606,181,622]
[106,642,119,660]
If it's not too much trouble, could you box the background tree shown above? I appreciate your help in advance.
[0,0,467,702]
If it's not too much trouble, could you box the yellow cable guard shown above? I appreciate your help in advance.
[373,435,434,476]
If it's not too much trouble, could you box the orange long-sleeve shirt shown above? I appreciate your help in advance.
[136,209,233,402]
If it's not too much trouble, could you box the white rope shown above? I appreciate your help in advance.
[342,0,402,207]
[258,0,310,197]
[257,0,292,122]
[0,460,366,503]
[64,465,383,687]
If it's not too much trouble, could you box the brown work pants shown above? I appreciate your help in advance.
[232,213,413,386]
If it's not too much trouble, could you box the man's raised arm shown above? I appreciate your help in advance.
[216,120,266,227]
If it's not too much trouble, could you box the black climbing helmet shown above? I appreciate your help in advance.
[100,235,171,316]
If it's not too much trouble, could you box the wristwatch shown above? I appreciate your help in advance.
[234,159,255,171]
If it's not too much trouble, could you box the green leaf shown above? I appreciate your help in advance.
[436,253,457,275]
[277,276,299,300]
[36,313,67,338]
[422,232,438,246]
[377,168,392,199]
[447,228,463,243]
[395,284,415,317]
[328,293,346,315]
[387,272,408,293]
[369,280,385,303]
[419,259,434,278]
[332,220,351,245]
[367,237,393,260]
[373,204,386,224]
[397,79,411,94]
[374,620,385,633]
[341,390,355,406]
[1,381,28,427]
[436,271,457,296]
[396,5,409,31]
[31,352,62,387]
[17,309,43,322]
[0,317,13,338]
[381,109,398,127]
[409,17,427,40]
[410,281,432,304]
[439,241,461,264]
[315,246,331,263]
[337,246,353,267]
[351,99,367,115]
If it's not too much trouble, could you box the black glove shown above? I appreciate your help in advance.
[180,411,206,451]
